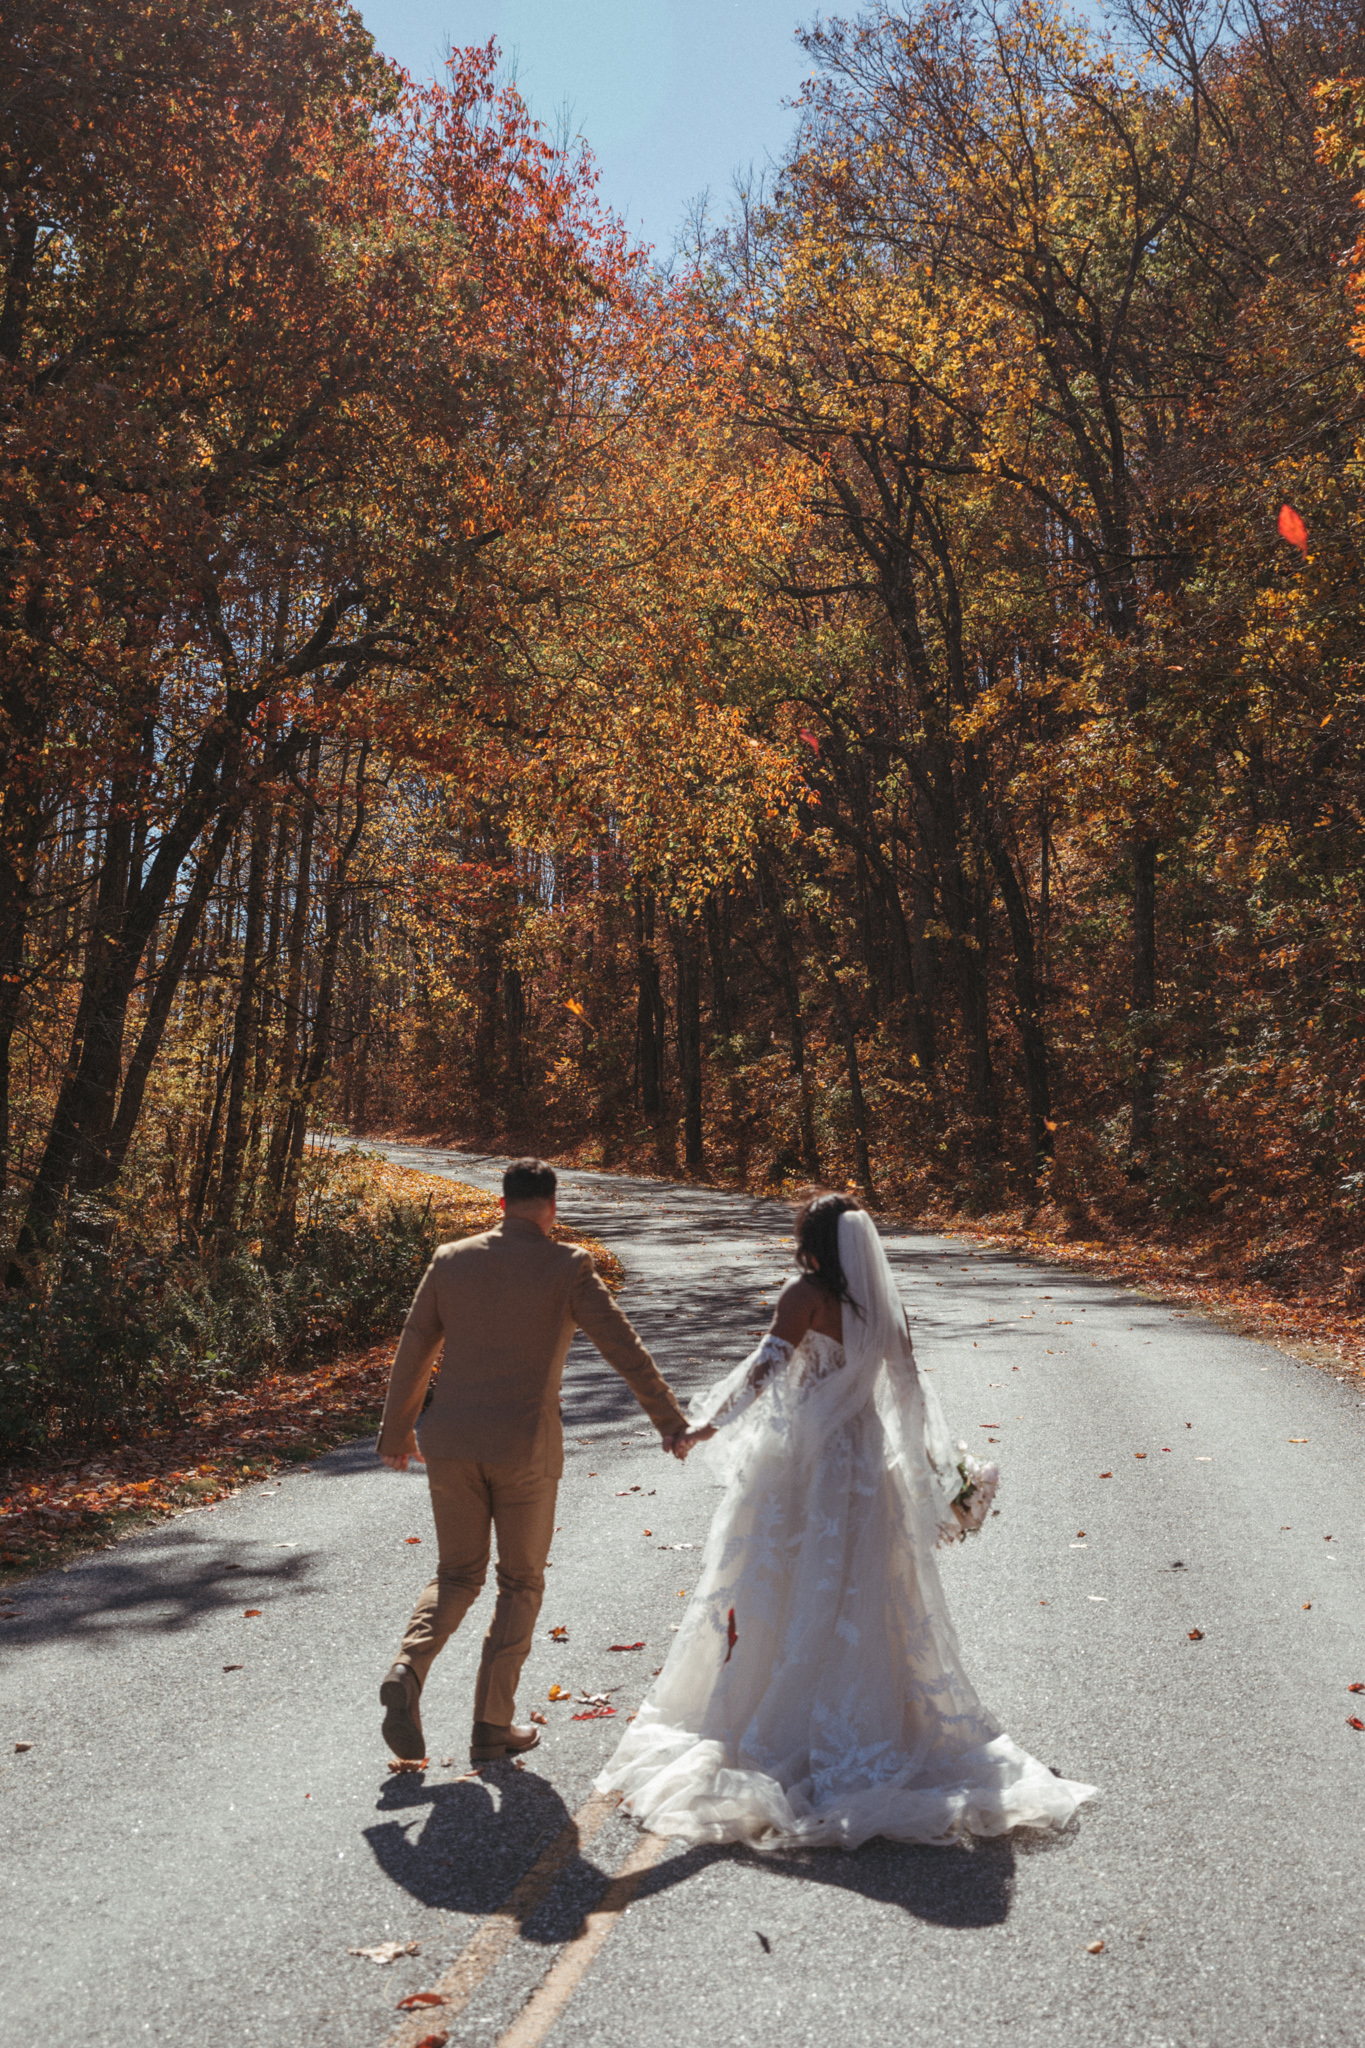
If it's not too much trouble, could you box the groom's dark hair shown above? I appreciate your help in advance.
[503,1157,557,1204]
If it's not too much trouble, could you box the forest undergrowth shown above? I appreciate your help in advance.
[0,1156,620,1582]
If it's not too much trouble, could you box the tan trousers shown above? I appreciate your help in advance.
[398,1456,558,1728]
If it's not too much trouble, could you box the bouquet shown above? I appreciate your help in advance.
[940,1443,1000,1544]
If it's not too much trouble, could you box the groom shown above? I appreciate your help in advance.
[375,1156,689,1764]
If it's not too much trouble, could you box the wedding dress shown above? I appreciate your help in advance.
[597,1210,1096,1850]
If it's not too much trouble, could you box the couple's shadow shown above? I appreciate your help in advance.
[365,1763,1064,1937]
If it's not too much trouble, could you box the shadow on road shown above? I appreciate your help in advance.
[363,1764,1081,1938]
[365,1763,605,1940]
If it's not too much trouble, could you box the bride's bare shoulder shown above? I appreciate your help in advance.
[771,1274,820,1342]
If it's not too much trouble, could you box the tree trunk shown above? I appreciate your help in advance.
[705,891,733,1044]
[633,884,665,1118]
[761,860,820,1177]
[1130,834,1158,1170]
[670,917,703,1168]
[977,808,1052,1182]
[214,796,273,1232]
[815,926,873,1195]
[265,739,319,1204]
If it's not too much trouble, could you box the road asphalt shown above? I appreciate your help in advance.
[3,1147,1364,2048]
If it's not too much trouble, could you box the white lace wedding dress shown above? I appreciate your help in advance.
[597,1211,1096,1851]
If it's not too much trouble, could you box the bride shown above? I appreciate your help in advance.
[597,1192,1096,1850]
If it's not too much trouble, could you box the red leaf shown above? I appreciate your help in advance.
[1188,1629,1204,1641]
[725,1606,738,1664]
[571,1706,617,1720]
[1348,1717,1365,1732]
[548,1625,568,1640]
[397,1992,446,2010]
[607,1642,645,1652]
[412,2034,449,2048]
[1099,1472,1112,1479]
[406,1536,422,1544]
[798,729,820,753]
[1278,503,1308,555]
[1349,1683,1365,1693]
[243,1609,262,1617]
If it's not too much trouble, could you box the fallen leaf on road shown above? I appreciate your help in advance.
[658,1542,699,1551]
[1076,1531,1085,1538]
[529,1709,548,1725]
[1188,1630,1204,1641]
[548,1684,570,1701]
[1195,1456,1213,1462]
[243,1609,261,1617]
[1349,1683,1365,1693]
[411,2033,449,2048]
[348,1941,420,1964]
[1099,1472,1112,1479]
[643,1529,652,1536]
[396,1993,446,2010]
[14,1741,32,1752]
[608,1642,645,1652]
[386,1757,428,1774]
[406,1536,422,1545]
[548,1625,569,1640]
[1134,1452,1147,1460]
[1086,1940,1105,1954]
[1349,1717,1365,1731]
[1289,1438,1307,1444]
[572,1706,617,1720]
[576,1690,617,1705]
[223,1663,244,1672]
[725,1607,738,1664]
[1304,1603,1312,1610]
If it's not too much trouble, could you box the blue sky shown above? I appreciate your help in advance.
[355,0,817,256]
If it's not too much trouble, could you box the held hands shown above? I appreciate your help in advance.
[663,1425,716,1461]
[380,1433,425,1473]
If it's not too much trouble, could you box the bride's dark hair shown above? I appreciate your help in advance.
[794,1190,863,1313]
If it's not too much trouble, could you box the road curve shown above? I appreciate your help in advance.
[3,1147,1363,2048]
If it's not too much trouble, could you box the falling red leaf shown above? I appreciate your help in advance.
[798,729,820,752]
[243,1609,261,1617]
[725,1606,738,1664]
[571,1705,617,1720]
[1348,1717,1365,1732]
[607,1642,645,1652]
[405,1536,422,1545]
[1278,503,1308,555]
[397,1993,446,2011]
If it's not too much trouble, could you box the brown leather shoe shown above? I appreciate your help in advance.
[380,1662,425,1760]
[470,1720,541,1764]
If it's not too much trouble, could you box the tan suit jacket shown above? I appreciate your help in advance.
[376,1215,685,1477]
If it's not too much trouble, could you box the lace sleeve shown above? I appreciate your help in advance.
[689,1334,794,1432]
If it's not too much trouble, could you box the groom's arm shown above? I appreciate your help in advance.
[376,1255,444,1462]
[569,1257,688,1441]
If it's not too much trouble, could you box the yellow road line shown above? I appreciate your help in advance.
[382,1788,620,2048]
[495,1828,669,2048]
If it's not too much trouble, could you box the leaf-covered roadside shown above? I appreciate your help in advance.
[931,1201,1365,1376]
[0,1161,621,1583]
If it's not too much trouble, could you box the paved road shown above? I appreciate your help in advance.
[4,1149,1364,2048]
